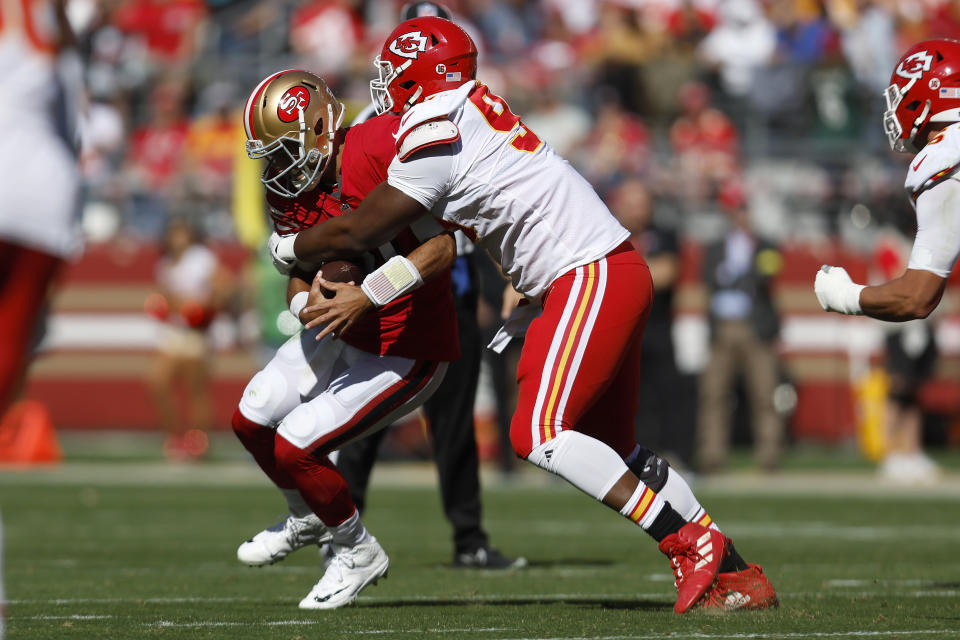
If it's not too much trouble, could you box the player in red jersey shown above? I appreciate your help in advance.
[232,70,460,610]
[275,18,777,613]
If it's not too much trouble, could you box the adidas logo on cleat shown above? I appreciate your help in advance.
[693,533,714,571]
[724,592,751,609]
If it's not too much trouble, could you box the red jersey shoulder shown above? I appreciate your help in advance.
[346,113,401,167]
[266,186,344,235]
[341,113,402,206]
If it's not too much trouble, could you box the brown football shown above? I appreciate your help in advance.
[319,260,366,298]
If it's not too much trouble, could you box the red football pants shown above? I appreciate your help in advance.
[0,240,63,415]
[510,242,652,459]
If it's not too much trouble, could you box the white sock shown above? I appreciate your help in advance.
[281,488,313,519]
[661,469,719,531]
[527,431,668,530]
[330,509,372,547]
[623,446,720,531]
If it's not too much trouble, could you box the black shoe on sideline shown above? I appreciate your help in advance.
[453,546,527,569]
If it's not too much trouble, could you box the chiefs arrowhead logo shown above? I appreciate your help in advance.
[389,30,428,60]
[896,51,934,80]
[277,86,310,123]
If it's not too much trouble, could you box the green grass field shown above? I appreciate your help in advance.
[4,454,960,639]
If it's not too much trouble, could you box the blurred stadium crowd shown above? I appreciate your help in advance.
[76,0,954,243]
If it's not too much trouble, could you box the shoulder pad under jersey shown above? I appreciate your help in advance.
[397,120,460,161]
[905,123,960,196]
[394,81,475,160]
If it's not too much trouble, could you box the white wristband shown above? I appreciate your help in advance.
[841,283,866,315]
[275,234,297,261]
[289,291,309,322]
[360,255,424,307]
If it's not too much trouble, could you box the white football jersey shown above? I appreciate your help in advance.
[387,81,629,298]
[0,0,82,257]
[903,123,960,278]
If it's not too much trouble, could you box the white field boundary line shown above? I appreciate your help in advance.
[9,589,960,607]
[3,463,960,499]
[12,615,113,620]
[147,621,515,632]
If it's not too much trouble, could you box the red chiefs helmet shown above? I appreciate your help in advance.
[370,16,477,115]
[884,39,960,153]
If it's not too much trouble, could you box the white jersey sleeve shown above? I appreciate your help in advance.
[909,178,960,278]
[905,123,960,197]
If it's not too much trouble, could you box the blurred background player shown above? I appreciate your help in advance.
[609,177,695,470]
[698,185,784,473]
[145,217,233,461]
[872,228,941,484]
[333,0,525,571]
[0,0,82,419]
[233,70,459,609]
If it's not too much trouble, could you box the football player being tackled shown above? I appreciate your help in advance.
[271,17,776,613]
[817,39,960,322]
[233,70,463,609]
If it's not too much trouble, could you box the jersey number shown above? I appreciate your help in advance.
[469,86,543,154]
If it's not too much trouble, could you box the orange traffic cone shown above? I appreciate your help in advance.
[0,400,62,465]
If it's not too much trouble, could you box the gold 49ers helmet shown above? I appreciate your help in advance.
[243,70,345,198]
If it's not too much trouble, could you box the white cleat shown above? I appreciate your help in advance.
[298,538,389,610]
[237,513,331,566]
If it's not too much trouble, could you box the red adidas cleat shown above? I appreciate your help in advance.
[658,522,729,614]
[699,563,779,610]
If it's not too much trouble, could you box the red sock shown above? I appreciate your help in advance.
[274,433,356,526]
[231,408,297,489]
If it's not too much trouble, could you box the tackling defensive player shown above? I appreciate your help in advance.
[232,70,461,609]
[816,39,960,320]
[274,17,776,613]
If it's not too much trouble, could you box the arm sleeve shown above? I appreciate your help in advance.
[386,146,455,210]
[909,177,960,278]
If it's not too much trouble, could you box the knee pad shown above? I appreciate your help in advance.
[276,399,341,452]
[238,367,291,426]
[628,451,671,494]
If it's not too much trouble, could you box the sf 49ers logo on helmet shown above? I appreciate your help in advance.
[389,31,428,59]
[896,51,934,80]
[277,86,311,123]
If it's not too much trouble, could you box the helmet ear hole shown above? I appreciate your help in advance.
[906,100,922,111]
[399,80,416,89]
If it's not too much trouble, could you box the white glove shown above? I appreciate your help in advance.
[268,231,298,276]
[814,265,865,315]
